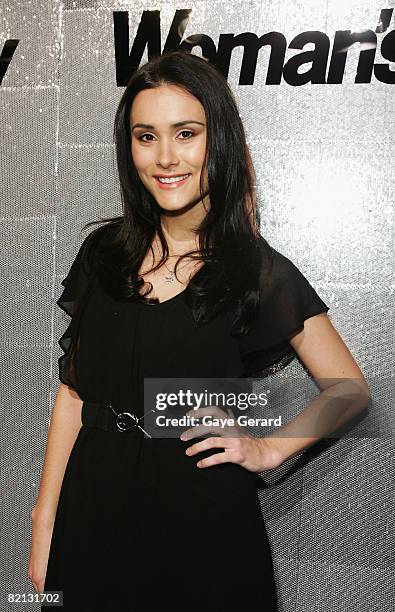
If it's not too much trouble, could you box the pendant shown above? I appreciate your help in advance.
[165,273,175,284]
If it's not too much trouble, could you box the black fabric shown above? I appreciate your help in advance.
[56,236,329,390]
[45,233,328,611]
[238,247,329,377]
[56,236,97,393]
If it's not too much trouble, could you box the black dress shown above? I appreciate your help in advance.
[42,233,329,611]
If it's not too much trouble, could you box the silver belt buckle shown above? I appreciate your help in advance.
[116,411,139,432]
[108,403,139,432]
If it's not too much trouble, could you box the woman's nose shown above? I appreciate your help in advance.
[156,139,179,167]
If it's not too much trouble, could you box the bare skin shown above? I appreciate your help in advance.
[28,84,209,596]
[29,82,370,596]
[29,384,83,595]
[181,315,370,471]
[137,232,205,303]
[130,84,370,470]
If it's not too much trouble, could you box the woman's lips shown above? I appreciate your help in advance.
[154,174,192,190]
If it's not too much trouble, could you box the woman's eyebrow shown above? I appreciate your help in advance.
[131,120,205,130]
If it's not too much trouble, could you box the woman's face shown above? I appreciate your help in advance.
[130,84,208,213]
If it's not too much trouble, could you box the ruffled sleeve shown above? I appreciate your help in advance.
[56,234,96,393]
[238,247,329,378]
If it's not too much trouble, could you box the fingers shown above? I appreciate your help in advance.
[30,578,43,595]
[194,450,235,469]
[180,423,222,440]
[185,434,250,467]
[181,423,242,440]
[185,435,228,455]
[181,405,246,441]
[180,406,250,470]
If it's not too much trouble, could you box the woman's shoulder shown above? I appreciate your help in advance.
[78,220,121,271]
[59,221,120,300]
[268,247,301,281]
[256,237,301,293]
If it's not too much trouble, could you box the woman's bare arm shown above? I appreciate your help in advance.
[29,383,83,593]
[31,383,83,526]
[264,313,370,462]
[182,313,370,474]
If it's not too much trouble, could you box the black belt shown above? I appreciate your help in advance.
[81,400,153,437]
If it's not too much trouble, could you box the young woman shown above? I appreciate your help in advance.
[29,50,369,611]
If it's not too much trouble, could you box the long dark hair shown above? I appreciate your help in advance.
[82,49,273,335]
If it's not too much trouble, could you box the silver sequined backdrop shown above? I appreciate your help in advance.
[1,1,394,610]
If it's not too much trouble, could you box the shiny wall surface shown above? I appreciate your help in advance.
[1,1,393,611]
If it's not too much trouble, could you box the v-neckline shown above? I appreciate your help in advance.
[138,261,206,305]
[139,287,187,306]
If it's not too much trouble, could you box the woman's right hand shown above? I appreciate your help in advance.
[28,506,55,595]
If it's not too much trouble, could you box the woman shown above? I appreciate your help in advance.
[29,50,369,611]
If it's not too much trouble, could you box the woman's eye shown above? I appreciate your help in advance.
[178,130,194,139]
[138,133,155,142]
[137,130,194,143]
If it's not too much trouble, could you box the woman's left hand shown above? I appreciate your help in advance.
[180,405,284,473]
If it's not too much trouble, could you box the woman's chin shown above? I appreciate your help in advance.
[156,194,202,214]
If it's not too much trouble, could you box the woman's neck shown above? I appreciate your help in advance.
[159,197,209,242]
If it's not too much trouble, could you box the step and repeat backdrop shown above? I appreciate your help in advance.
[1,1,394,611]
